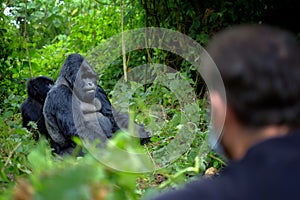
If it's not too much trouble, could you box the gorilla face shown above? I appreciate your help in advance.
[27,76,54,102]
[74,60,98,103]
[58,54,98,103]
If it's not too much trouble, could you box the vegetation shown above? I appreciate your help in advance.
[0,0,298,199]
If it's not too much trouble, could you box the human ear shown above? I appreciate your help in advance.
[209,91,226,132]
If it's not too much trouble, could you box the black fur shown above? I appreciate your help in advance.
[21,76,61,152]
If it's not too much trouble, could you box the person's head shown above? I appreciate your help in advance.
[207,24,300,160]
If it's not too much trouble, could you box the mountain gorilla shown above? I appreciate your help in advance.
[43,53,150,155]
[21,76,61,152]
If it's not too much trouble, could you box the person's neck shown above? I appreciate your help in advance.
[227,124,290,160]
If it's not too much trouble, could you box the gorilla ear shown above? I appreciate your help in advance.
[27,78,34,91]
[27,78,34,86]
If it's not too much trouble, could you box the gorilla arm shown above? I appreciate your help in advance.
[95,85,120,133]
[96,85,113,118]
[21,98,43,129]
[95,85,151,144]
[43,85,78,149]
[112,109,151,145]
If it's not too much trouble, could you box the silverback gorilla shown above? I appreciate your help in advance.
[43,53,150,155]
[21,76,61,153]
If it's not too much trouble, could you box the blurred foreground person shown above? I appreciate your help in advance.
[151,24,300,200]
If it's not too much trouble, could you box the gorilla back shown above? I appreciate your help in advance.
[21,76,61,153]
[21,76,54,139]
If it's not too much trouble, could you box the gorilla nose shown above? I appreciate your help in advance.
[86,82,96,91]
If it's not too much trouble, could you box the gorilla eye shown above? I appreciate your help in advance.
[82,73,97,80]
[82,74,89,78]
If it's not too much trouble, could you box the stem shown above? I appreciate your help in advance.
[121,0,127,82]
[158,156,200,189]
[209,153,227,166]
[1,142,23,181]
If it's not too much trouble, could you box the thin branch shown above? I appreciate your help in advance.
[1,142,23,181]
[121,0,127,82]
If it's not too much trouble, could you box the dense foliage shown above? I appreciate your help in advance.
[0,0,298,199]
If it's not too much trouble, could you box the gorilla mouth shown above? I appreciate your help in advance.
[85,89,96,94]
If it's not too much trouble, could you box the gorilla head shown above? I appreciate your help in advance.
[59,53,98,103]
[27,76,54,103]
[58,53,84,87]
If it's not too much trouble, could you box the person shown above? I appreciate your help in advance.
[150,24,300,200]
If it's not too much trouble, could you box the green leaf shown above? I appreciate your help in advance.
[71,8,78,16]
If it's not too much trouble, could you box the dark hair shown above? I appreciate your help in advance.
[59,53,85,87]
[207,24,300,127]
